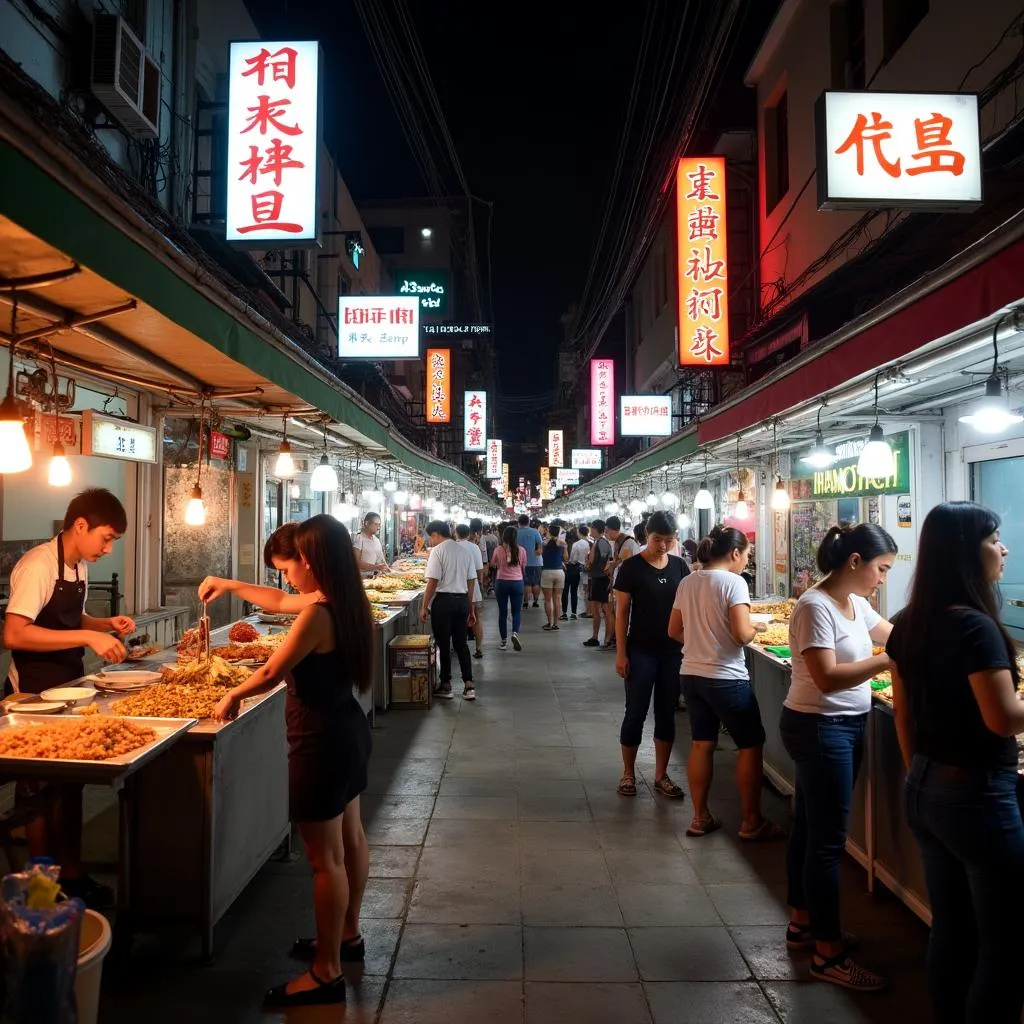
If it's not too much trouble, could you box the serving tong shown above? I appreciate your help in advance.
[200,601,211,664]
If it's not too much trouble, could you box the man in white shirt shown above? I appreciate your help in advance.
[420,521,478,700]
[459,523,486,660]
[352,512,389,573]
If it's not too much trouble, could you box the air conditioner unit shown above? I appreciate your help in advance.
[91,13,160,140]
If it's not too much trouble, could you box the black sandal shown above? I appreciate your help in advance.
[289,935,366,962]
[265,967,346,1006]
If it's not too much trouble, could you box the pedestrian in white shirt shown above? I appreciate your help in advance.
[352,513,389,573]
[459,522,486,660]
[420,521,478,701]
[561,528,590,620]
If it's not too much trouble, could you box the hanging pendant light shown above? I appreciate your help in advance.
[770,422,790,510]
[274,416,295,477]
[732,438,749,519]
[694,452,713,509]
[628,497,644,515]
[310,420,338,492]
[677,511,692,530]
[0,295,32,475]
[801,405,836,469]
[959,322,1023,433]
[185,402,207,526]
[48,443,72,487]
[857,376,894,479]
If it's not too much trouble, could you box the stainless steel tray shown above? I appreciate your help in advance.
[0,714,197,784]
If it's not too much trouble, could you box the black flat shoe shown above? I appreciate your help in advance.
[265,968,345,1007]
[290,935,366,963]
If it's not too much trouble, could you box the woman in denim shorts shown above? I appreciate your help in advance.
[668,526,781,841]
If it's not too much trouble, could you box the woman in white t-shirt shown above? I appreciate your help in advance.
[781,523,896,993]
[668,526,779,841]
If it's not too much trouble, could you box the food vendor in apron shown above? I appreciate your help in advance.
[3,488,135,908]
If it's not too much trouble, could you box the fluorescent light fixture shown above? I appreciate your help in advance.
[958,374,1023,434]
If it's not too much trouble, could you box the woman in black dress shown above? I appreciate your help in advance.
[203,515,374,1007]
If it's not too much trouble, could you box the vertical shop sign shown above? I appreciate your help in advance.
[486,439,502,478]
[226,41,322,244]
[540,466,551,500]
[464,390,487,450]
[502,462,509,497]
[590,359,615,446]
[548,429,564,468]
[425,349,451,423]
[676,156,730,367]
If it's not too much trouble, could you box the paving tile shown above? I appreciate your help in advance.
[393,924,523,979]
[705,883,790,927]
[521,848,610,886]
[605,849,699,887]
[729,926,805,981]
[685,841,776,885]
[519,819,601,851]
[369,845,421,878]
[524,926,638,982]
[521,883,624,927]
[424,817,518,846]
[432,795,520,819]
[366,773,442,796]
[518,778,586,799]
[408,879,522,925]
[615,883,722,928]
[362,878,414,919]
[629,927,750,982]
[439,775,518,797]
[356,918,403,976]
[417,843,520,882]
[364,817,431,846]
[381,979,524,1024]
[525,981,652,1023]
[644,981,780,1024]
[364,795,438,820]
[763,979,880,1023]
[518,794,592,821]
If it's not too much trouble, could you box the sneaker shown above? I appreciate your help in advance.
[570,614,577,620]
[511,633,522,651]
[532,602,540,608]
[499,640,508,650]
[810,953,885,992]
[463,684,476,701]
[583,638,600,647]
[473,649,483,659]
[436,683,454,700]
[559,614,568,621]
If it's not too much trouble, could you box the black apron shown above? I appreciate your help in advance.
[10,535,87,695]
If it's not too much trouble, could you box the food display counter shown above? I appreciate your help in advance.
[365,561,428,714]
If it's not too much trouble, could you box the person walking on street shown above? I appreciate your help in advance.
[420,521,478,700]
[584,520,615,648]
[517,514,544,610]
[614,511,688,798]
[561,528,587,620]
[492,526,527,651]
[781,523,897,992]
[541,525,567,630]
[579,525,593,617]
[888,503,1024,1024]
[458,523,486,660]
[668,526,780,840]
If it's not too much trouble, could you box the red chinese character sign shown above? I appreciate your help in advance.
[425,349,451,424]
[338,296,420,359]
[817,92,981,210]
[486,439,503,479]
[590,359,615,446]
[548,430,564,469]
[676,157,730,367]
[619,396,673,437]
[464,390,487,451]
[227,41,322,243]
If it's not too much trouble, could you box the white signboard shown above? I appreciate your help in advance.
[486,439,503,479]
[548,429,564,468]
[571,448,602,471]
[338,297,420,359]
[556,468,580,486]
[817,91,982,210]
[464,390,487,451]
[81,410,158,464]
[620,395,672,437]
[226,41,321,243]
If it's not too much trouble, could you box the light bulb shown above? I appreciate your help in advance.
[958,375,1023,434]
[694,483,714,510]
[605,501,619,514]
[48,444,72,487]
[383,479,398,492]
[289,483,301,499]
[645,492,658,507]
[394,489,408,505]
[628,498,644,515]
[801,430,837,469]
[310,454,338,492]
[0,397,32,474]
[363,489,383,504]
[733,492,749,519]
[857,424,895,479]
[184,484,206,526]
[411,493,421,505]
[661,491,679,507]
[274,440,295,477]
[677,512,692,530]
[771,478,791,510]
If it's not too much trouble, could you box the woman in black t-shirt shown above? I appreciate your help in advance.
[613,511,688,798]
[887,502,1022,1024]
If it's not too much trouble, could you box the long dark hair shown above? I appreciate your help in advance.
[294,515,375,694]
[697,524,748,564]
[566,528,579,547]
[503,526,520,566]
[264,522,300,565]
[899,502,1019,685]
[816,523,897,575]
[544,524,561,552]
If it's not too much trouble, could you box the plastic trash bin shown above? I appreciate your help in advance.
[75,909,111,1024]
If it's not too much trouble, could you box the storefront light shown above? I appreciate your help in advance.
[289,483,301,499]
[856,424,895,479]
[363,488,383,505]
[394,489,409,506]
[604,501,619,514]
[694,483,713,510]
[0,297,31,475]
[733,491,749,519]
[771,477,791,510]
[274,441,295,478]
[958,374,1023,434]
[48,443,72,487]
[185,483,206,526]
[383,479,398,492]
[801,430,837,469]
[645,492,658,507]
[628,498,644,515]
[661,491,679,508]
[310,454,338,492]
[677,511,692,530]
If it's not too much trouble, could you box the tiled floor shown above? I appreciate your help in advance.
[100,604,930,1023]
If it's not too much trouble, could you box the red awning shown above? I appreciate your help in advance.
[697,233,1024,445]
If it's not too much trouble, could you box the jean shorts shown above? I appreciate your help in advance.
[524,565,542,587]
[681,674,767,749]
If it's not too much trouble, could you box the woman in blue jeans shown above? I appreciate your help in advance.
[490,526,527,652]
[781,523,896,992]
[888,502,1022,1024]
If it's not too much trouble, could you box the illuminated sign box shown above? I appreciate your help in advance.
[548,429,564,468]
[619,396,672,437]
[590,359,615,446]
[338,296,420,359]
[556,468,580,485]
[677,156,730,367]
[792,431,910,499]
[226,41,322,244]
[571,448,602,471]
[486,439,502,478]
[816,91,982,211]
[395,269,450,316]
[540,466,550,500]
[426,349,451,423]
[464,389,486,450]
[81,410,158,463]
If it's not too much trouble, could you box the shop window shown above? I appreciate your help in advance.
[764,91,789,216]
[830,0,866,89]
[883,0,928,62]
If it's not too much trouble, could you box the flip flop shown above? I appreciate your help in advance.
[738,818,786,841]
[685,814,723,837]
[617,774,637,796]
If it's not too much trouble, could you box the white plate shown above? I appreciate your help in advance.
[16,702,69,715]
[94,670,162,685]
[750,613,773,623]
[40,686,96,705]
